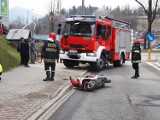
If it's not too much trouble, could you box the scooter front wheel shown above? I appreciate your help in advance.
[83,80,96,91]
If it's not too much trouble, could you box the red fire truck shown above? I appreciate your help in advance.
[59,15,131,71]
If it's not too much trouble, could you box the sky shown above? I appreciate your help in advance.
[9,0,139,15]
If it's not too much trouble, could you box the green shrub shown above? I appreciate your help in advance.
[0,35,20,71]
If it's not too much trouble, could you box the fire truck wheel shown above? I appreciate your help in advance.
[119,54,124,66]
[92,55,105,71]
[63,60,77,68]
[113,54,124,67]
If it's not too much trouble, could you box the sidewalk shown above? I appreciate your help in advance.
[142,53,160,70]
[0,62,87,120]
[141,53,160,61]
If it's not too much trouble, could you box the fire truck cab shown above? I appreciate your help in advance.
[59,15,131,71]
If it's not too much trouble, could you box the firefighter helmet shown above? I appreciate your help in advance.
[48,32,56,41]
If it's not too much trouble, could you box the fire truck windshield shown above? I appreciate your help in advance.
[63,22,95,36]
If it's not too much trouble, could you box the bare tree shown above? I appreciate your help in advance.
[10,16,25,29]
[42,0,63,33]
[135,0,159,49]
[46,0,56,32]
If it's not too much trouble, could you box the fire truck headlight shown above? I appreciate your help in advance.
[87,52,96,57]
[60,50,65,54]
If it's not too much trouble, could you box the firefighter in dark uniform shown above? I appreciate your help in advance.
[41,32,60,81]
[131,42,141,79]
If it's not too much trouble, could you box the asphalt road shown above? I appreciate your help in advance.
[48,60,160,120]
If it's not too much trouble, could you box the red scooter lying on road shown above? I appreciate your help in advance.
[69,74,111,91]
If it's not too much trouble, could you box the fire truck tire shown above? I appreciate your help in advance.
[113,61,119,67]
[113,54,124,67]
[92,55,105,71]
[63,60,77,68]
[119,54,124,66]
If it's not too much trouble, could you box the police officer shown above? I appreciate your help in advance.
[0,64,3,80]
[131,42,141,79]
[41,32,60,81]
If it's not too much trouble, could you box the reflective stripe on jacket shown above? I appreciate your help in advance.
[44,59,55,63]
[42,41,59,63]
[0,64,3,72]
[132,60,141,63]
[131,49,141,63]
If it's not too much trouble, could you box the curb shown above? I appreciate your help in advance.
[27,70,88,120]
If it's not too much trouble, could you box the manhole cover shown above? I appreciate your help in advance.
[128,95,160,107]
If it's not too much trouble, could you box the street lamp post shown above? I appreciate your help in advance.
[27,9,34,25]
[82,0,84,15]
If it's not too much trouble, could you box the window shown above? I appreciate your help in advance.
[96,24,111,40]
[63,22,95,36]
[106,26,111,40]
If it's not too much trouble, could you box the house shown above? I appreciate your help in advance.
[6,29,32,41]
[6,29,32,48]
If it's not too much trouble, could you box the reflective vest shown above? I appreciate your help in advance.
[0,64,3,73]
[131,48,141,63]
[42,41,60,63]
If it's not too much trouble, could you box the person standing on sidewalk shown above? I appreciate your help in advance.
[131,42,141,79]
[0,64,3,80]
[17,37,25,65]
[23,38,30,67]
[30,38,36,64]
[41,32,60,81]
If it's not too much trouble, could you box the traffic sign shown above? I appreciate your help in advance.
[146,33,154,42]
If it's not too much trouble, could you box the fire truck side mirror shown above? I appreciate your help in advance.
[57,23,62,35]
[64,33,68,38]
[58,23,62,27]
[57,28,61,35]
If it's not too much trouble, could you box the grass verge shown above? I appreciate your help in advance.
[0,35,20,71]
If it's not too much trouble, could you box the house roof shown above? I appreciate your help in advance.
[32,34,48,40]
[32,34,61,41]
[6,29,31,40]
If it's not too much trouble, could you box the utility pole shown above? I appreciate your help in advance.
[27,9,34,25]
[82,0,84,15]
[50,0,54,32]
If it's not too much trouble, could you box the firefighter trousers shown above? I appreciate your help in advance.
[44,62,56,79]
[132,63,139,76]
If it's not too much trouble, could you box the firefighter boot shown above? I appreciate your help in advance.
[131,73,138,79]
[131,70,139,79]
[135,71,140,78]
[51,72,55,81]
[43,71,50,81]
[136,71,140,77]
[135,74,140,78]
